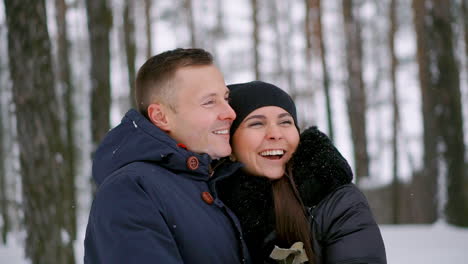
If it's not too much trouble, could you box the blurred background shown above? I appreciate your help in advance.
[0,0,467,263]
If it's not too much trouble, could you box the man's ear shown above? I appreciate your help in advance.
[147,103,171,132]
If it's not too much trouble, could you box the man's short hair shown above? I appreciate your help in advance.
[135,48,214,117]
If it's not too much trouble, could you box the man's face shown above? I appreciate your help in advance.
[165,65,236,159]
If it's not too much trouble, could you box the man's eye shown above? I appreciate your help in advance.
[280,120,293,126]
[203,100,215,106]
[224,96,230,102]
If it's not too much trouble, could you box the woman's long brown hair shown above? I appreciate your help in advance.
[271,165,315,263]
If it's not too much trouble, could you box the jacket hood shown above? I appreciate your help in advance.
[291,126,353,206]
[92,109,213,186]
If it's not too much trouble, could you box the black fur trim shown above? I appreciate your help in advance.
[292,126,353,206]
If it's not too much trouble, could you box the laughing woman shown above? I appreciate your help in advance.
[218,81,386,264]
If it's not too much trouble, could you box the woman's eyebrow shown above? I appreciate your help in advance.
[278,113,292,118]
[244,115,266,122]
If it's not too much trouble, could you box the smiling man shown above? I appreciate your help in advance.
[84,49,250,264]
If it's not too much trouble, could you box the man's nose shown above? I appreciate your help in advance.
[219,100,236,121]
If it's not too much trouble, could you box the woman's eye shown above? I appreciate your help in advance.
[280,120,293,126]
[248,122,263,127]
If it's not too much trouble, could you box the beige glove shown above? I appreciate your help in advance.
[269,241,309,264]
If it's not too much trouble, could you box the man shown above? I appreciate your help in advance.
[84,48,250,263]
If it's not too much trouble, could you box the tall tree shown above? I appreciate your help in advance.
[144,0,153,58]
[428,0,468,226]
[184,0,197,47]
[283,1,296,97]
[270,0,286,85]
[0,92,7,244]
[411,0,438,223]
[342,0,369,181]
[251,0,260,80]
[463,0,468,110]
[124,0,136,108]
[85,0,112,152]
[4,0,75,263]
[211,0,225,58]
[389,0,400,224]
[54,0,77,242]
[306,0,334,140]
[0,29,11,243]
[462,0,468,74]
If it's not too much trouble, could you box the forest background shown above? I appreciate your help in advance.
[0,0,467,263]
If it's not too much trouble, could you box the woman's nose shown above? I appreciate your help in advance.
[266,125,282,140]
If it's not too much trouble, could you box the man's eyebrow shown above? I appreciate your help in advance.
[244,115,266,122]
[200,93,218,100]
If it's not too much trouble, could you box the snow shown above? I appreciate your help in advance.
[1,223,467,263]
[381,222,468,263]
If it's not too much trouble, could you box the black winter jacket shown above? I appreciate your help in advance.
[218,127,386,264]
[84,109,250,264]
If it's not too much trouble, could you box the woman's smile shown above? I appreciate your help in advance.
[232,106,299,180]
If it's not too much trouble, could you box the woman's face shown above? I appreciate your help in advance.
[232,106,300,180]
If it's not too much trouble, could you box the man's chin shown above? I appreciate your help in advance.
[207,147,232,160]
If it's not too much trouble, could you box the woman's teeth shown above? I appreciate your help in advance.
[260,150,285,156]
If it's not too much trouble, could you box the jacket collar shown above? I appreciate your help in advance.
[93,109,230,185]
[291,126,353,206]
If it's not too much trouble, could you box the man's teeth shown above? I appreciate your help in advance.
[260,150,285,156]
[213,129,229,135]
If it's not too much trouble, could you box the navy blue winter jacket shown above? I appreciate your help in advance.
[84,109,250,264]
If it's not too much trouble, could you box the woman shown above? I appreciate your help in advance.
[218,81,386,264]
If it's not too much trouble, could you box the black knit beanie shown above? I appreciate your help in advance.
[228,81,298,136]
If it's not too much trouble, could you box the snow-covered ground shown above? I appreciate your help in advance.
[381,222,468,263]
[1,222,467,263]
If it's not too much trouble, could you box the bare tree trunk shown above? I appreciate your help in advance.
[211,0,225,58]
[124,0,136,108]
[308,0,334,140]
[463,0,468,74]
[0,97,7,244]
[54,0,77,246]
[270,0,285,86]
[305,0,313,66]
[184,0,197,47]
[462,0,468,112]
[389,0,400,224]
[144,0,153,58]
[0,37,11,243]
[412,0,439,223]
[85,0,112,152]
[4,1,75,263]
[429,0,468,226]
[342,0,369,181]
[251,0,260,80]
[283,2,296,97]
